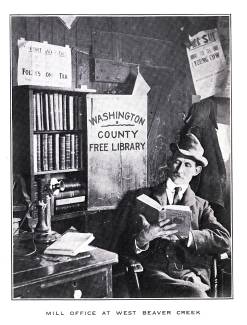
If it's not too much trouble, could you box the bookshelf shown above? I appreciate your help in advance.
[12,85,90,223]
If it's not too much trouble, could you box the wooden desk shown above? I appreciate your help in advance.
[13,233,118,299]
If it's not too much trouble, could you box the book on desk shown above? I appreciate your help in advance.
[44,230,95,256]
[136,194,192,238]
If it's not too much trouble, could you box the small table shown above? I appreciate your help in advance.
[13,232,118,299]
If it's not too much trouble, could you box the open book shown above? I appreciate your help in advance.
[136,194,192,238]
[44,230,95,256]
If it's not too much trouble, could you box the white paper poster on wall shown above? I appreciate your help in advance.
[17,39,72,88]
[87,72,149,210]
[186,28,227,99]
[87,94,148,210]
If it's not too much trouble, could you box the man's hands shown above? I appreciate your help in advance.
[136,214,178,248]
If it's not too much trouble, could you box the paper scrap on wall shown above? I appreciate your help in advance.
[215,17,231,98]
[186,28,227,99]
[17,39,72,88]
[132,71,151,96]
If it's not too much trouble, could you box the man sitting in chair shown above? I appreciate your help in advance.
[119,133,230,298]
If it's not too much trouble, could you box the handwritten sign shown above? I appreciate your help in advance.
[186,28,227,99]
[17,39,72,88]
[87,94,147,210]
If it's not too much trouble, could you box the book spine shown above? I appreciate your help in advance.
[49,93,55,130]
[74,96,78,130]
[59,135,66,170]
[33,134,37,173]
[48,134,53,170]
[40,92,44,131]
[62,94,67,130]
[70,134,75,169]
[44,248,91,256]
[58,93,63,130]
[56,195,85,206]
[65,133,71,169]
[55,189,85,199]
[78,96,83,130]
[36,134,41,172]
[36,93,42,131]
[44,93,50,131]
[54,133,60,170]
[53,93,60,130]
[32,93,36,131]
[75,134,80,169]
[55,202,84,213]
[68,96,74,130]
[60,181,83,191]
[42,133,48,171]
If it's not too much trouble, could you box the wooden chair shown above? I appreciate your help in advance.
[116,253,231,298]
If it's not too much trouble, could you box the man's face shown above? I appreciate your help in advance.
[168,153,202,185]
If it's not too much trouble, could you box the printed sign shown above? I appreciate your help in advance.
[87,94,147,210]
[17,39,72,88]
[186,28,227,99]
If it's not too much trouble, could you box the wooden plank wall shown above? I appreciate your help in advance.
[11,15,220,248]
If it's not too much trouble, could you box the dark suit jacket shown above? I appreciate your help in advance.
[182,98,226,208]
[114,182,230,287]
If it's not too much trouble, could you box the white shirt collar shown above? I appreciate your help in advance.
[166,178,188,195]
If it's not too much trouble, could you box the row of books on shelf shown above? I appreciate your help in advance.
[33,133,81,172]
[54,189,86,214]
[32,181,86,218]
[33,92,83,131]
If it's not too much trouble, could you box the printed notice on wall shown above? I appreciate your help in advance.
[87,93,148,210]
[186,28,227,99]
[17,39,72,88]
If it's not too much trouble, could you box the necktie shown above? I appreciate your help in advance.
[173,186,181,204]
